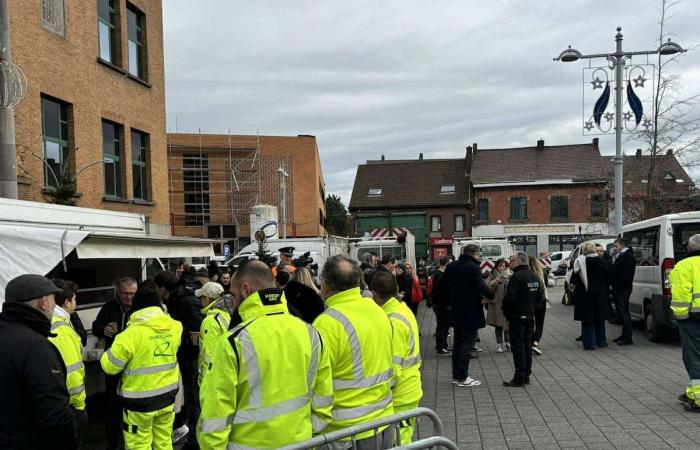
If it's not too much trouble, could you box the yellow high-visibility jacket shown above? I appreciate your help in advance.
[312,288,394,440]
[382,297,422,407]
[49,307,86,410]
[198,299,232,384]
[100,306,182,412]
[670,254,700,320]
[198,288,333,449]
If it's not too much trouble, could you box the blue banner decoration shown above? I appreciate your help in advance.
[593,82,610,127]
[626,81,643,125]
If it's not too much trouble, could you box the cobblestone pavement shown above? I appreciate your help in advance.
[416,284,700,449]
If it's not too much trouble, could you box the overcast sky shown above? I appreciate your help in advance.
[163,0,700,205]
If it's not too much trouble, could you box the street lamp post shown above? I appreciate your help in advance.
[278,162,289,239]
[555,27,685,235]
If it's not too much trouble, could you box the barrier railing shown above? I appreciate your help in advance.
[279,407,445,450]
[393,436,459,450]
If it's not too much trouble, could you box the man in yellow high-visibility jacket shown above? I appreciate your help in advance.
[670,234,700,412]
[370,270,423,444]
[197,260,333,449]
[49,279,88,448]
[313,255,395,449]
[101,288,182,450]
[195,282,236,384]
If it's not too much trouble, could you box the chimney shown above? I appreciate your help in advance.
[472,143,478,152]
[381,154,385,161]
[537,139,545,150]
[667,149,673,156]
[592,137,599,146]
[465,146,474,174]
[419,153,423,161]
[635,148,642,160]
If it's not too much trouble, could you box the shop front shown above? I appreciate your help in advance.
[430,237,453,260]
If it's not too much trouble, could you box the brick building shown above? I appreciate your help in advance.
[349,156,471,259]
[471,139,610,255]
[10,0,170,234]
[167,133,326,252]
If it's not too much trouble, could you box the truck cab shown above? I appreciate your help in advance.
[452,238,515,276]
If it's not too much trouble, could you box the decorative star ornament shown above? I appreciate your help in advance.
[643,118,653,129]
[633,74,647,88]
[622,111,633,121]
[591,77,605,89]
[604,112,615,122]
[584,121,595,131]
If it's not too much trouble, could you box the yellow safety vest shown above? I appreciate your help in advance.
[382,297,422,407]
[198,300,232,384]
[198,288,334,449]
[670,254,700,320]
[49,309,86,410]
[312,288,394,440]
[100,306,182,412]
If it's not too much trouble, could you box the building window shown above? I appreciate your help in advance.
[183,154,210,226]
[97,0,118,63]
[41,96,70,188]
[549,235,580,252]
[127,4,146,79]
[511,235,537,256]
[550,196,568,219]
[431,216,441,232]
[42,0,65,37]
[102,120,122,197]
[319,209,325,227]
[319,181,325,202]
[368,188,382,196]
[477,198,489,221]
[131,130,148,200]
[510,197,527,220]
[440,185,455,194]
[591,195,604,218]
[455,215,465,232]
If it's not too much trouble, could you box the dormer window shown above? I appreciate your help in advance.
[440,185,456,194]
[664,173,677,184]
[368,188,382,196]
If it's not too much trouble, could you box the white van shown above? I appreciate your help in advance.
[622,212,700,342]
[453,238,515,276]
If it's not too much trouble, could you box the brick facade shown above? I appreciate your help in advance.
[10,0,169,232]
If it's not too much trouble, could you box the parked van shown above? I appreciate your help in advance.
[621,212,700,342]
[227,236,350,271]
[453,238,515,276]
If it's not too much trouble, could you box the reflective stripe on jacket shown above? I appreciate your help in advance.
[198,301,232,384]
[100,306,182,412]
[197,288,333,449]
[670,254,700,320]
[382,297,422,407]
[312,287,394,440]
[49,309,86,410]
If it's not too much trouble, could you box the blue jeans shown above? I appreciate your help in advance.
[581,321,607,350]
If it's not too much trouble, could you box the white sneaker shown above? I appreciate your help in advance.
[473,346,482,352]
[496,344,504,353]
[172,424,189,444]
[457,377,481,387]
[505,342,511,351]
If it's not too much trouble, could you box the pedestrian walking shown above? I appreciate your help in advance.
[528,255,548,355]
[442,244,494,387]
[669,234,700,412]
[195,282,234,384]
[371,270,423,444]
[571,241,610,350]
[0,274,77,450]
[197,260,333,448]
[314,255,395,449]
[431,256,452,355]
[101,287,182,450]
[486,259,510,353]
[154,270,205,449]
[92,276,137,450]
[611,238,636,345]
[502,252,545,387]
[49,279,88,449]
[284,266,326,323]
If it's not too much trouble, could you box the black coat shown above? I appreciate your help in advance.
[443,255,494,329]
[365,265,392,290]
[397,273,413,304]
[502,265,545,320]
[167,285,205,360]
[611,248,636,292]
[0,302,77,450]
[431,270,449,308]
[284,281,325,323]
[573,256,612,324]
[92,298,130,349]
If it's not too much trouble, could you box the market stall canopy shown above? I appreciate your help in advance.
[75,234,216,259]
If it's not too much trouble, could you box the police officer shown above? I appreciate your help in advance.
[371,270,423,444]
[313,255,395,449]
[271,246,296,277]
[197,260,333,448]
[101,287,182,450]
[670,234,700,412]
[195,282,235,384]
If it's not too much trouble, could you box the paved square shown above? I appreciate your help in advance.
[416,284,700,449]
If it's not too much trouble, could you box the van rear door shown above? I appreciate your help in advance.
[672,222,700,262]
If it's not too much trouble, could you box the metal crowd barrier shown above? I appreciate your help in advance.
[393,437,459,450]
[279,407,448,450]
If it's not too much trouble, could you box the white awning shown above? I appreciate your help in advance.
[75,234,215,259]
[0,224,89,299]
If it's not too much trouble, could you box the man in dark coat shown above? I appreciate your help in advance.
[431,256,452,354]
[611,238,636,345]
[0,274,77,450]
[365,253,396,288]
[502,252,545,387]
[154,270,205,449]
[442,244,494,386]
